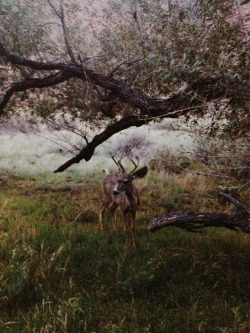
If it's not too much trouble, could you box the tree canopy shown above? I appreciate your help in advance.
[0,0,249,172]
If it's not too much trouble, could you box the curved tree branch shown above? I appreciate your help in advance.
[0,41,236,172]
[0,41,151,111]
[54,115,147,172]
[0,71,72,115]
[0,41,230,115]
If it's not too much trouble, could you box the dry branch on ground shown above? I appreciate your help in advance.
[149,192,250,233]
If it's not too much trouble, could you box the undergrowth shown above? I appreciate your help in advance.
[0,170,249,333]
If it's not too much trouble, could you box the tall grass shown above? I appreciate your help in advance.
[0,171,249,333]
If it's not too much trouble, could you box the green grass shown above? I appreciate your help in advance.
[0,172,249,332]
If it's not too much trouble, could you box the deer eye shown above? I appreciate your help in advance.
[123,180,129,183]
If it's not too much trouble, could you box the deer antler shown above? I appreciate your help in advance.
[128,157,139,174]
[112,156,126,173]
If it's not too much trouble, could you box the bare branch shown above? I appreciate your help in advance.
[235,0,249,43]
[219,192,248,214]
[218,181,250,193]
[47,0,76,63]
[15,65,35,79]
[0,71,72,115]
[54,116,146,173]
[195,171,235,179]
[36,133,77,156]
[59,0,77,63]
[47,0,61,18]
[132,11,147,56]
[109,56,144,77]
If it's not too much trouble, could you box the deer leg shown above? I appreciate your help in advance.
[99,200,110,231]
[131,211,137,247]
[121,210,131,245]
[109,202,118,232]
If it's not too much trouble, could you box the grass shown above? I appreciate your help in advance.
[0,170,249,333]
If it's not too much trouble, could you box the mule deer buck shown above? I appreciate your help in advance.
[100,157,148,246]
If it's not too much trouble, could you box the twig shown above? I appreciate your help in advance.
[108,56,144,77]
[235,0,250,44]
[219,191,248,213]
[36,134,77,156]
[138,105,204,121]
[195,171,235,179]
[59,0,76,63]
[47,0,76,63]
[218,181,250,192]
[133,11,146,56]
[47,0,61,18]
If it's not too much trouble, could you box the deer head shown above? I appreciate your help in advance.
[111,157,147,196]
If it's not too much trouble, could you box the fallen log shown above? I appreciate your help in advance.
[148,192,250,234]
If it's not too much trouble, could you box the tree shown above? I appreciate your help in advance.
[0,0,249,172]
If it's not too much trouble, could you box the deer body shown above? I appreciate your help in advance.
[100,159,148,246]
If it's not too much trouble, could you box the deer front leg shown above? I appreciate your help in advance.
[109,202,118,232]
[121,210,131,245]
[131,211,137,248]
[99,200,110,231]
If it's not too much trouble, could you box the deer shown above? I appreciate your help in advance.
[99,157,148,247]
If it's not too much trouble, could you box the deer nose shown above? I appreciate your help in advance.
[112,190,119,196]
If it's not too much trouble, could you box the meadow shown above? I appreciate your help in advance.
[0,125,249,333]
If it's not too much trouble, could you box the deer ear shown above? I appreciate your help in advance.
[131,166,148,179]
